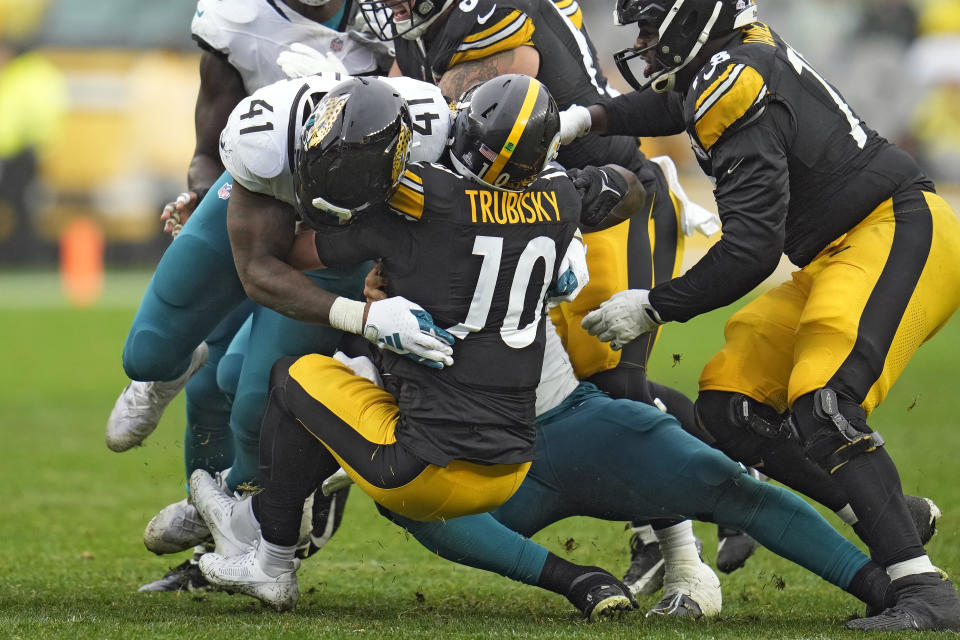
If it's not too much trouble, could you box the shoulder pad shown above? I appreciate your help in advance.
[687,53,769,152]
[446,3,535,68]
[191,0,258,53]
[381,77,450,164]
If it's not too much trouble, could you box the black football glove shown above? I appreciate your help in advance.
[567,165,629,228]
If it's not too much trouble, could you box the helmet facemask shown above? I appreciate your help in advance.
[613,0,757,93]
[358,0,456,41]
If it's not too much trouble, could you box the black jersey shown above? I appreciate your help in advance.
[315,161,580,466]
[602,23,932,322]
[394,0,660,186]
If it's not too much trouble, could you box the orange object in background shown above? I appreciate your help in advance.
[59,216,104,307]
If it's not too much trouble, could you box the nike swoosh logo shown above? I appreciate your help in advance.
[196,9,204,17]
[726,157,744,174]
[477,5,496,24]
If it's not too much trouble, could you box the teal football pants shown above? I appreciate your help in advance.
[121,172,367,491]
[385,383,872,595]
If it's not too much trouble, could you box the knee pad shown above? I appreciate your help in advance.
[695,391,792,444]
[122,328,192,381]
[791,388,885,474]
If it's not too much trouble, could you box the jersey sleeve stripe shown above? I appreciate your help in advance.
[553,0,583,29]
[450,13,534,65]
[694,64,767,151]
[389,169,425,219]
[481,79,541,185]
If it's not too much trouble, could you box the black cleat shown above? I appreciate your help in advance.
[716,526,759,574]
[296,486,351,559]
[138,554,210,592]
[567,569,639,621]
[846,572,960,632]
[623,532,664,595]
[904,495,941,546]
[647,592,705,618]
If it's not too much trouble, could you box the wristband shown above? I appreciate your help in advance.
[327,297,366,334]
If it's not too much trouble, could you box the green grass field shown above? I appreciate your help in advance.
[1,270,958,639]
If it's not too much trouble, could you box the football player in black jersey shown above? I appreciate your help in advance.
[356,0,757,595]
[564,0,960,632]
[193,74,648,615]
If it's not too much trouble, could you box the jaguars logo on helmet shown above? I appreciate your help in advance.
[293,77,412,226]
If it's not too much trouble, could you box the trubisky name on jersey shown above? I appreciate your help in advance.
[465,189,560,225]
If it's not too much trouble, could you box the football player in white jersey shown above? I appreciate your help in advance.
[117,68,450,593]
[106,0,393,593]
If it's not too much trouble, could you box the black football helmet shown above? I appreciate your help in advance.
[448,74,560,193]
[358,0,457,41]
[613,0,758,93]
[293,77,412,226]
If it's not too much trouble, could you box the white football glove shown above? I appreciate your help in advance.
[363,296,455,369]
[650,155,720,237]
[547,230,589,306]
[559,104,592,145]
[581,289,664,350]
[277,43,349,79]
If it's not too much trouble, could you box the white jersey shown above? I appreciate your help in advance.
[191,0,380,93]
[219,73,451,205]
[536,320,580,416]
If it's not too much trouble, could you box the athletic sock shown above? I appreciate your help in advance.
[256,538,297,578]
[654,520,700,566]
[538,553,595,596]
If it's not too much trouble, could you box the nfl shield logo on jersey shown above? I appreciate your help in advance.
[218,183,233,200]
[331,38,343,52]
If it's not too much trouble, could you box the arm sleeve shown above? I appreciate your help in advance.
[598,90,687,137]
[648,103,792,322]
[312,216,382,269]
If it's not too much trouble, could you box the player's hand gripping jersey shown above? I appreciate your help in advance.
[219,73,450,205]
[315,162,581,466]
[192,0,381,91]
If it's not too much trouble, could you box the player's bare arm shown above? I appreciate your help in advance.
[438,46,539,101]
[161,52,248,235]
[227,181,339,324]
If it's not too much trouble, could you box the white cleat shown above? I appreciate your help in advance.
[647,559,722,619]
[106,342,209,452]
[189,469,254,557]
[143,498,211,555]
[199,547,300,611]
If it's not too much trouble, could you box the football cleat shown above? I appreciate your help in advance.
[199,547,300,612]
[106,342,209,452]
[623,529,703,596]
[846,572,960,632]
[715,526,759,574]
[189,469,254,558]
[566,568,638,621]
[143,498,211,555]
[650,557,722,618]
[138,550,210,592]
[647,593,705,618]
[905,495,941,545]
[296,486,351,559]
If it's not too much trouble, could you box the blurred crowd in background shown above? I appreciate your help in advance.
[0,0,957,266]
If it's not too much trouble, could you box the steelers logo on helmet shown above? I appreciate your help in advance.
[293,77,413,227]
[449,74,560,193]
